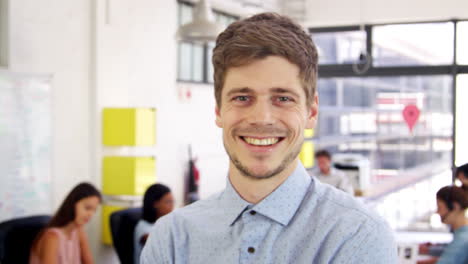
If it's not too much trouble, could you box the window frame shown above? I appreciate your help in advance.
[309,19,468,173]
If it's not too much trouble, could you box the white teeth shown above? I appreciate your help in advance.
[244,137,279,146]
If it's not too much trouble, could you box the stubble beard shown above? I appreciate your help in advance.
[224,137,303,180]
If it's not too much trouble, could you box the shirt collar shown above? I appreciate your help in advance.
[218,178,252,226]
[219,162,312,227]
[252,162,311,226]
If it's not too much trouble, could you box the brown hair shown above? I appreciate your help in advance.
[315,149,331,160]
[436,186,468,210]
[456,163,468,180]
[212,12,318,108]
[46,182,101,227]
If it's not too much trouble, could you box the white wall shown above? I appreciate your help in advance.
[8,0,98,258]
[304,0,468,27]
[9,0,92,211]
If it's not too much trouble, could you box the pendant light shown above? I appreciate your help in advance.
[176,0,225,43]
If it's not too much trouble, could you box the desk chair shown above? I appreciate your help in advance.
[110,207,142,264]
[0,215,51,264]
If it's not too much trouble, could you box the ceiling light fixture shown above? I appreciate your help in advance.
[176,0,224,43]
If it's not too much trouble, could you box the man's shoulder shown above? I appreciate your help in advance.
[307,181,396,260]
[311,181,387,228]
[177,191,223,215]
[155,191,223,228]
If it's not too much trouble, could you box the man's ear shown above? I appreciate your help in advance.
[215,106,222,128]
[453,201,462,211]
[306,93,318,129]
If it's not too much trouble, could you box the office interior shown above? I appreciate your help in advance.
[0,0,467,263]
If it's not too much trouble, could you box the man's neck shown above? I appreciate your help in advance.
[229,160,299,204]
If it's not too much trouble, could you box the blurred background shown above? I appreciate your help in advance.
[0,0,467,263]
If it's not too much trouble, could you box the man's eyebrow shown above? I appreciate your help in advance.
[225,87,253,97]
[271,87,300,98]
[225,87,301,98]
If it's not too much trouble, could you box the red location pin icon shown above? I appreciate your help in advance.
[402,104,420,133]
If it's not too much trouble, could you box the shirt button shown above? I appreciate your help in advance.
[248,247,255,253]
[250,210,256,215]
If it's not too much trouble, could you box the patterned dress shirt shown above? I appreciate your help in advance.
[141,162,397,264]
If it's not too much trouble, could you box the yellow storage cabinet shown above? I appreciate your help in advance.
[304,128,314,138]
[299,141,315,169]
[102,108,156,146]
[101,204,125,245]
[102,156,156,196]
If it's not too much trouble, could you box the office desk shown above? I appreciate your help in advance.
[396,231,452,264]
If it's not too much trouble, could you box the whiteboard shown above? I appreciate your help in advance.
[0,70,52,222]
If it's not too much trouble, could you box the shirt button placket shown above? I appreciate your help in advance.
[239,210,261,263]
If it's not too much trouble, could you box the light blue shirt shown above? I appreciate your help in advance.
[437,225,468,264]
[141,162,397,263]
[134,219,153,264]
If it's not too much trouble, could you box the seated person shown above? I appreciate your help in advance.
[420,163,468,257]
[30,182,101,264]
[310,149,354,195]
[134,184,174,264]
[417,186,468,264]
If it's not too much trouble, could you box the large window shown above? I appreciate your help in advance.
[455,74,468,166]
[177,1,238,83]
[456,21,468,65]
[310,20,468,230]
[372,23,454,66]
[313,30,366,65]
[317,75,452,179]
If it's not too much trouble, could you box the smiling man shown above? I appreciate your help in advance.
[141,13,397,264]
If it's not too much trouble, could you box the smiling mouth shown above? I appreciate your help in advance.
[241,136,284,146]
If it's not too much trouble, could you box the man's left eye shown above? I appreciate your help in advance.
[278,96,292,102]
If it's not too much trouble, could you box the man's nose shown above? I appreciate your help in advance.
[247,100,275,125]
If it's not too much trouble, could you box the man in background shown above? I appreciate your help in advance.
[311,149,354,195]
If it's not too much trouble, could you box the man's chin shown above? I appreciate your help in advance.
[227,146,300,180]
[236,163,282,180]
[243,170,275,180]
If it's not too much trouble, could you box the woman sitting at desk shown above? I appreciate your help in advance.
[418,185,468,264]
[134,183,174,264]
[30,182,101,264]
[420,163,468,258]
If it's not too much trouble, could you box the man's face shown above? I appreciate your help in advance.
[316,156,331,174]
[215,56,318,179]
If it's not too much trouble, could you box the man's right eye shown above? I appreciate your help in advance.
[233,96,249,101]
